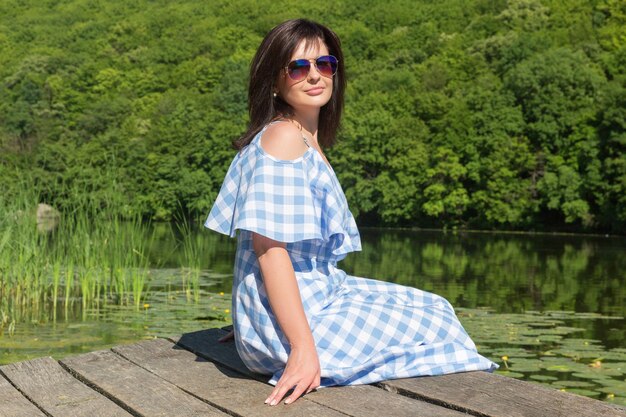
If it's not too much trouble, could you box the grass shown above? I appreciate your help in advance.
[0,182,153,335]
[0,176,220,335]
[177,216,204,303]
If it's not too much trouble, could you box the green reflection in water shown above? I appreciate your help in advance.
[341,228,625,318]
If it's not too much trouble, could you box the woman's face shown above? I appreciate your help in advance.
[276,39,334,114]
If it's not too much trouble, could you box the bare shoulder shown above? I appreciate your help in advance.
[260,122,309,160]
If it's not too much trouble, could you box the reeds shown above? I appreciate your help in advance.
[0,181,152,335]
[177,217,204,303]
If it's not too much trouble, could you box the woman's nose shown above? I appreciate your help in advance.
[307,62,322,81]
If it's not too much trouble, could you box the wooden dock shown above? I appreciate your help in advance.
[0,327,624,417]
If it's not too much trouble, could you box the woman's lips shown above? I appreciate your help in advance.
[305,87,325,96]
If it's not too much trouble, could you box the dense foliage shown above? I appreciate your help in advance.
[1,0,625,233]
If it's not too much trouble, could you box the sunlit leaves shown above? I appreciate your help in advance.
[0,0,624,232]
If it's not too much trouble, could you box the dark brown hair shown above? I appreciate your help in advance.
[233,19,345,150]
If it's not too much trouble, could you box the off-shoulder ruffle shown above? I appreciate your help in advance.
[205,127,361,259]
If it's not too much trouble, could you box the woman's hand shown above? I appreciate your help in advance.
[265,343,321,406]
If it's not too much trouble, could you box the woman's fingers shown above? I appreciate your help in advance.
[284,375,320,405]
[305,376,321,395]
[265,377,294,406]
[284,382,308,405]
[266,373,320,406]
[265,374,286,405]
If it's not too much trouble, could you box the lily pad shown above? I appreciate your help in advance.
[520,330,546,337]
[495,370,525,379]
[561,337,602,344]
[528,321,563,328]
[537,335,564,343]
[508,340,542,346]
[529,374,558,382]
[593,363,626,377]
[571,371,613,381]
[561,388,600,397]
[571,312,623,320]
[491,348,535,358]
[545,311,576,317]
[545,364,573,373]
[598,386,626,397]
[508,363,542,372]
[600,351,626,361]
[603,362,626,371]
[551,349,606,360]
[552,380,595,388]
[605,395,626,407]
[552,327,586,335]
[539,356,565,362]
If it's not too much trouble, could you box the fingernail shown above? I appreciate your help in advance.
[284,399,291,405]
[264,398,270,404]
[270,399,277,406]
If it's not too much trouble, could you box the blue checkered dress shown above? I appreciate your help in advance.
[205,124,497,386]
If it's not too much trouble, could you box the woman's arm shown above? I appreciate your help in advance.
[252,232,321,406]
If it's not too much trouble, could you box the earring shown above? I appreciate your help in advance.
[273,92,277,98]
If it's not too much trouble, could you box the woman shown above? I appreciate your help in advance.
[205,18,497,406]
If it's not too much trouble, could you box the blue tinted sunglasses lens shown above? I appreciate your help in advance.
[286,55,338,80]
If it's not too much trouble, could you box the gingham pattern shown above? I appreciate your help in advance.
[205,124,360,258]
[206,124,497,387]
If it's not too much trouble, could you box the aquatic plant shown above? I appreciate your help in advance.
[0,181,152,333]
[459,308,626,405]
[177,217,205,303]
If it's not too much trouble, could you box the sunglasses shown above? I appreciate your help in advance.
[285,55,339,81]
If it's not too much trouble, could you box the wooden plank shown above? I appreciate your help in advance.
[309,384,468,417]
[113,338,347,416]
[382,371,626,417]
[171,329,468,417]
[0,357,132,417]
[60,349,227,417]
[0,372,46,417]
